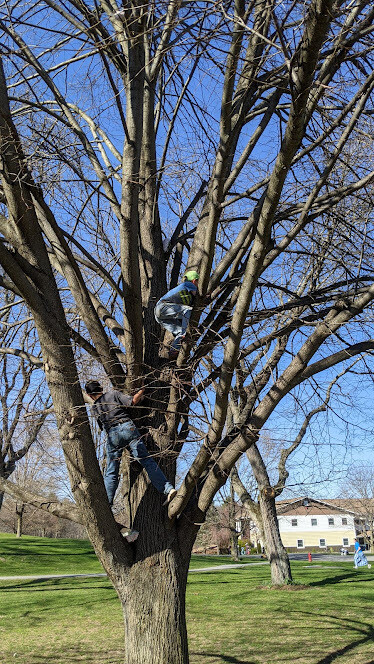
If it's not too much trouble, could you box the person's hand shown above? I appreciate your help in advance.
[132,387,145,406]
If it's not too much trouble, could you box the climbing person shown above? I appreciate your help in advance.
[154,270,199,358]
[85,380,177,539]
[354,538,371,569]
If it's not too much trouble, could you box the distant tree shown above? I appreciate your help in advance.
[5,430,64,537]
[0,305,51,510]
[231,365,358,583]
[341,464,374,553]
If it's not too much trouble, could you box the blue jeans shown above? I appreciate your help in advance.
[154,302,192,350]
[104,421,174,505]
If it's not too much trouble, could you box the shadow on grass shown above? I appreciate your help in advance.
[193,612,374,664]
[1,648,124,664]
[1,578,116,617]
[298,611,374,664]
[191,655,255,664]
[1,577,110,593]
[307,570,373,587]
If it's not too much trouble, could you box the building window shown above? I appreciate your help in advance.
[319,539,326,547]
[342,518,347,525]
[311,518,317,526]
[297,540,304,548]
[291,519,298,526]
[342,538,349,546]
[328,518,334,526]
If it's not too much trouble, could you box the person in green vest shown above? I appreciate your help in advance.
[154,271,199,358]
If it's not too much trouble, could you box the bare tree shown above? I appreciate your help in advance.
[340,464,374,553]
[1,1,374,662]
[231,363,362,583]
[0,303,51,510]
[6,433,62,537]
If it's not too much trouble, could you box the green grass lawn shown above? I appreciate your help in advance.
[0,532,253,575]
[0,532,103,575]
[0,533,373,664]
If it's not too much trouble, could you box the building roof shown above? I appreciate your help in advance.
[275,496,366,517]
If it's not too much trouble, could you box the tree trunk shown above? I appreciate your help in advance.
[260,492,292,585]
[229,473,240,560]
[16,502,24,538]
[119,545,190,664]
[242,446,292,584]
[230,531,240,560]
[369,529,374,554]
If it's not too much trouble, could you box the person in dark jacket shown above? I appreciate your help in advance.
[85,380,177,511]
[154,270,199,358]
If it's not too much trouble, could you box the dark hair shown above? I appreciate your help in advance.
[85,380,103,395]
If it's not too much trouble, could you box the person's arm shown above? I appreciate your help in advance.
[90,402,103,430]
[132,388,145,406]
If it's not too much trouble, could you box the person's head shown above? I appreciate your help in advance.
[183,270,199,286]
[85,380,103,398]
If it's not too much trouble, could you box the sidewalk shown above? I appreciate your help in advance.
[0,562,268,581]
[1,555,372,582]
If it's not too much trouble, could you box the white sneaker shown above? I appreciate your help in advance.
[368,564,371,569]
[163,488,177,506]
[119,528,139,543]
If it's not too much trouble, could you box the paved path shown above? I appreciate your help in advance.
[0,563,268,581]
[0,560,355,581]
[1,554,372,582]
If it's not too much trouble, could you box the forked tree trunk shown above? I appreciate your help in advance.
[260,492,292,585]
[118,542,190,663]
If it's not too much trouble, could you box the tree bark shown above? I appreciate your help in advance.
[230,530,240,561]
[369,529,374,554]
[16,502,24,538]
[229,474,240,560]
[119,530,190,664]
[259,491,292,585]
[231,455,292,584]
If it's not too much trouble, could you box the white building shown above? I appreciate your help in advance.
[276,497,367,552]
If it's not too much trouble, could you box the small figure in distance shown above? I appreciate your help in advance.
[154,270,199,359]
[353,538,371,569]
[85,380,177,541]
